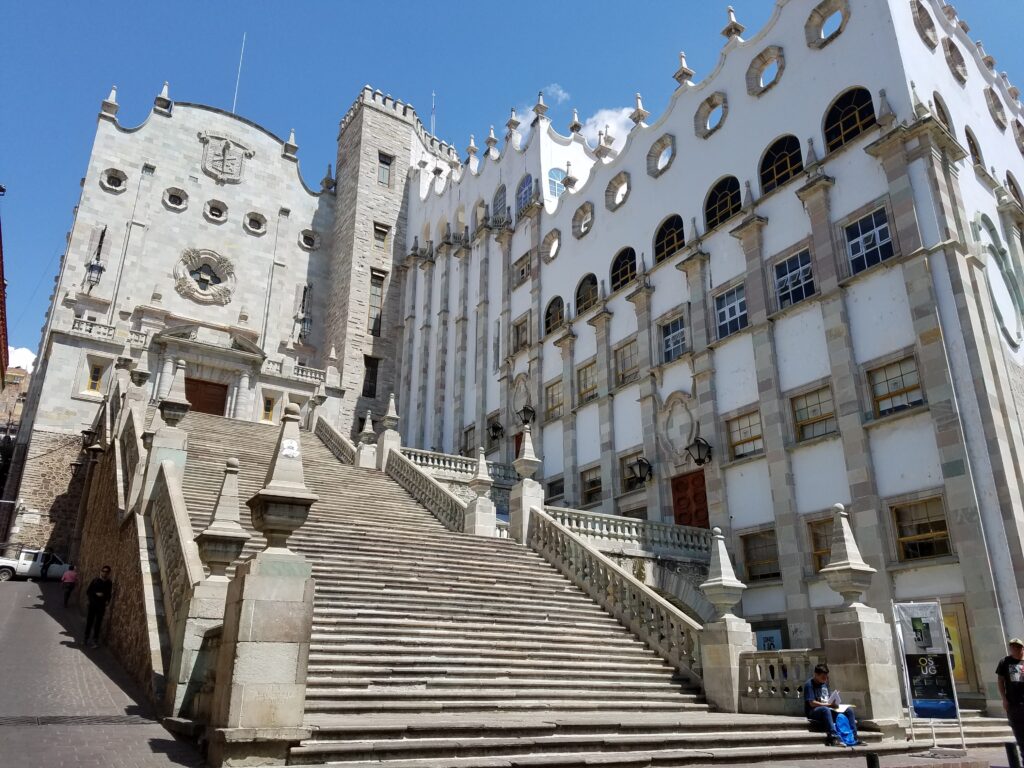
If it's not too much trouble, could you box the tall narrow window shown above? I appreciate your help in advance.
[610,247,637,292]
[965,127,984,167]
[86,363,104,393]
[654,215,685,264]
[727,411,763,459]
[661,316,687,363]
[705,176,741,230]
[377,153,393,186]
[580,466,603,506]
[362,356,380,398]
[823,88,876,153]
[808,518,834,572]
[261,396,276,423]
[792,386,837,441]
[492,185,507,220]
[742,530,780,581]
[544,297,565,335]
[715,286,748,339]
[577,362,598,404]
[516,175,534,218]
[548,168,567,197]
[893,498,951,561]
[367,272,385,336]
[576,274,599,314]
[298,283,314,342]
[373,222,390,248]
[760,135,803,193]
[614,340,639,386]
[545,380,564,421]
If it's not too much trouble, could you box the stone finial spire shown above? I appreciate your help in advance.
[154,81,172,115]
[196,458,251,581]
[877,89,896,128]
[382,393,400,430]
[513,424,540,479]
[805,137,819,167]
[533,91,548,119]
[910,81,930,120]
[742,180,755,210]
[485,125,498,155]
[466,134,478,157]
[283,127,298,160]
[699,527,747,619]
[321,163,336,193]
[101,85,119,119]
[506,107,520,135]
[721,6,745,39]
[976,40,995,70]
[327,345,338,363]
[563,161,578,190]
[247,403,318,552]
[674,51,696,85]
[819,503,877,607]
[629,92,650,127]
[568,108,582,134]
[158,359,190,426]
[358,409,376,445]
[469,447,493,497]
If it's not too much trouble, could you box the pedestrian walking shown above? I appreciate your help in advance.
[83,565,113,647]
[997,637,1024,755]
[60,564,78,607]
[39,550,54,580]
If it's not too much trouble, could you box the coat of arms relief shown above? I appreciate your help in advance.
[198,132,254,184]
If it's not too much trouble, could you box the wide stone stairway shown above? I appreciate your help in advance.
[177,412,910,766]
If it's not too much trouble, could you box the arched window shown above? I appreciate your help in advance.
[492,185,507,218]
[516,175,534,217]
[760,135,804,194]
[610,248,637,292]
[823,88,876,153]
[545,296,565,335]
[654,215,685,264]
[548,168,567,197]
[965,127,983,167]
[1007,173,1024,206]
[932,93,953,135]
[705,176,742,231]
[576,274,599,314]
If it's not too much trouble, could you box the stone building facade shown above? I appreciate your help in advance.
[5,0,1024,706]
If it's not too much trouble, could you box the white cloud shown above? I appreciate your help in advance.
[8,347,35,373]
[543,83,571,105]
[580,107,633,152]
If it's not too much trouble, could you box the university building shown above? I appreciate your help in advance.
[4,0,1024,710]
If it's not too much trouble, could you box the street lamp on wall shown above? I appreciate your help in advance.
[626,455,653,483]
[487,421,505,441]
[686,436,713,466]
[80,428,97,449]
[517,404,535,425]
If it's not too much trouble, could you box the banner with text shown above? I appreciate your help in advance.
[893,601,958,719]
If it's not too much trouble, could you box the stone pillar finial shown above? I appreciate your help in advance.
[101,85,119,119]
[154,81,171,114]
[158,359,191,426]
[629,92,649,127]
[283,127,299,160]
[533,91,548,119]
[466,134,478,157]
[470,447,493,498]
[700,527,747,619]
[358,409,376,445]
[877,89,896,128]
[246,403,318,552]
[819,503,877,607]
[721,5,745,39]
[196,458,251,581]
[674,51,696,85]
[568,108,582,134]
[382,393,400,430]
[513,424,540,479]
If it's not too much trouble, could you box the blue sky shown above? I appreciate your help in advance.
[2,0,1023,363]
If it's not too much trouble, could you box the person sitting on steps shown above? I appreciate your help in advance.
[803,663,866,747]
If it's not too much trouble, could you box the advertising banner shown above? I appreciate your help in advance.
[893,602,959,720]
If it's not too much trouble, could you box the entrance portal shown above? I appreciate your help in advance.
[185,378,228,416]
[670,470,709,528]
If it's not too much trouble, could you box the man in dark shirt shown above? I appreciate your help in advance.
[996,637,1024,754]
[803,663,863,746]
[83,565,113,648]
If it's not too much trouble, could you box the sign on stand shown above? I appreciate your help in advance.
[892,601,965,748]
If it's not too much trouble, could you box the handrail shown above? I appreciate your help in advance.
[385,448,465,533]
[529,506,703,683]
[313,416,356,464]
[545,505,713,559]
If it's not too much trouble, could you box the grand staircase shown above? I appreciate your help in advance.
[176,412,912,766]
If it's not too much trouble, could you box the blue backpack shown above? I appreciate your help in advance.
[834,712,857,747]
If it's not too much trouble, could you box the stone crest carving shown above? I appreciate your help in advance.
[173,248,237,306]
[198,132,254,184]
[658,392,697,462]
[510,375,531,417]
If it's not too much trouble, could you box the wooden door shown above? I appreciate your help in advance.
[185,379,228,416]
[671,470,709,528]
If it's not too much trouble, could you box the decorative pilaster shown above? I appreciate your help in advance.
[555,328,578,504]
[587,305,616,513]
[431,248,451,451]
[627,274,666,520]
[474,234,492,450]
[415,257,435,449]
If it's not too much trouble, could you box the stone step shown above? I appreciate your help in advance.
[305,666,681,682]
[307,646,664,663]
[308,618,638,641]
[308,632,647,652]
[302,698,710,715]
[309,583,595,607]
[305,677,694,693]
[311,606,624,629]
[304,685,701,701]
[305,657,676,675]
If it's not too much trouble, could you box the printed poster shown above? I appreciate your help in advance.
[893,602,958,719]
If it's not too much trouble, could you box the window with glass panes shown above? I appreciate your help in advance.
[727,411,763,458]
[577,362,598,404]
[261,396,276,422]
[512,318,529,353]
[373,222,390,247]
[742,530,781,581]
[377,153,393,186]
[715,286,748,339]
[893,498,951,561]
[547,478,565,499]
[548,168,567,197]
[86,363,104,392]
[362,356,379,398]
[792,387,837,441]
[774,250,815,309]
[619,451,645,493]
[661,316,686,363]
[845,208,894,275]
[580,467,602,505]
[463,425,476,457]
[614,340,639,386]
[545,379,564,421]
[367,272,385,336]
[808,518,834,572]
[868,357,923,417]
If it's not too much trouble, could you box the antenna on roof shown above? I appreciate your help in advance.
[431,91,436,136]
[231,31,247,114]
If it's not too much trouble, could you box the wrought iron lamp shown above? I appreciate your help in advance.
[517,404,535,425]
[627,455,653,483]
[487,421,504,441]
[80,428,97,449]
[685,436,713,466]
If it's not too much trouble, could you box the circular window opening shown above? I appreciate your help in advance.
[707,105,725,132]
[209,206,224,219]
[190,264,223,293]
[249,217,263,231]
[657,145,673,171]
[169,193,183,206]
[614,181,629,205]
[549,235,560,260]
[760,60,780,88]
[107,174,122,188]
[100,168,127,193]
[821,10,843,38]
[303,234,315,248]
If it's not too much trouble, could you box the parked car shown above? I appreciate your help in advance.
[0,545,71,581]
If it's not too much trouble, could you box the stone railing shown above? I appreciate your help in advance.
[529,506,703,683]
[314,417,356,464]
[293,364,326,383]
[147,461,205,634]
[386,448,465,533]
[739,648,823,716]
[262,359,284,375]
[71,318,116,340]
[130,330,148,346]
[495,520,510,539]
[401,447,517,485]
[545,505,713,559]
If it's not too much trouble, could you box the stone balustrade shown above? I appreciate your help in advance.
[293,363,327,382]
[495,520,510,539]
[545,505,713,560]
[262,359,284,375]
[401,446,517,484]
[71,318,116,339]
[314,416,356,464]
[386,447,465,533]
[129,329,148,346]
[529,506,703,684]
[738,648,823,716]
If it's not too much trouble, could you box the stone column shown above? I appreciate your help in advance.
[587,304,616,514]
[354,410,377,469]
[431,246,451,451]
[156,353,175,401]
[209,404,317,766]
[819,503,902,728]
[398,258,417,438]
[464,448,496,537]
[452,247,470,454]
[496,228,513,464]
[509,424,544,545]
[376,394,402,471]
[555,327,578,504]
[415,255,435,448]
[233,370,251,420]
[475,230,492,448]
[699,527,754,713]
[141,360,191,507]
[627,274,666,521]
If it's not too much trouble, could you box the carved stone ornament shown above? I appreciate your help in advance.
[197,132,254,184]
[659,392,698,462]
[510,375,531,418]
[173,248,237,305]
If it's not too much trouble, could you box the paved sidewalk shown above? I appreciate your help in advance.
[0,580,202,767]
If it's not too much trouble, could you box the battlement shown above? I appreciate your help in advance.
[339,85,458,162]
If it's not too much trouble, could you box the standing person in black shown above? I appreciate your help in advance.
[997,637,1024,755]
[38,550,53,581]
[83,566,113,648]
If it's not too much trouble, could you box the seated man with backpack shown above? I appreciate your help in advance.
[803,663,866,747]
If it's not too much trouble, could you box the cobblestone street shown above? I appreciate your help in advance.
[0,580,202,766]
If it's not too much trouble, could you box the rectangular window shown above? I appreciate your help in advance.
[463,425,476,457]
[727,411,764,459]
[742,530,781,582]
[580,467,602,506]
[774,249,815,309]
[545,380,564,422]
[614,340,639,386]
[619,451,645,494]
[845,208,894,275]
[377,152,393,186]
[367,271,385,337]
[868,356,924,417]
[512,317,529,354]
[792,386,837,441]
[546,478,565,500]
[893,498,951,561]
[512,253,530,288]
[808,518,834,572]
[86,363,104,393]
[261,396,276,423]
[485,417,501,454]
[373,222,390,248]
[362,356,380,398]
[715,285,748,339]
[661,316,687,364]
[577,362,598,404]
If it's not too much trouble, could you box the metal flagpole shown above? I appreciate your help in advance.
[232,32,247,114]
[892,600,917,742]
[933,599,967,750]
